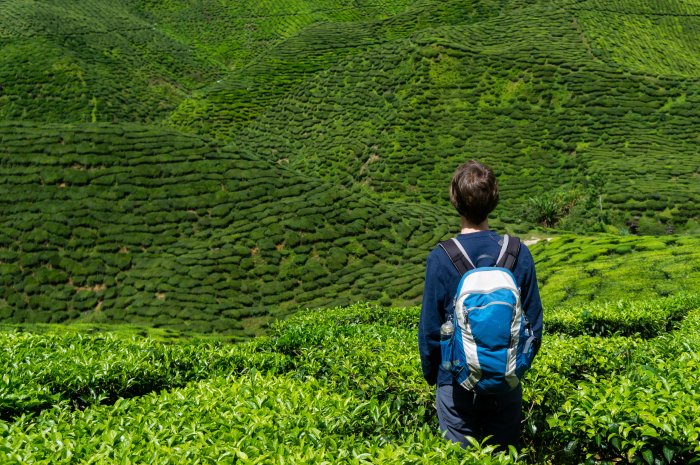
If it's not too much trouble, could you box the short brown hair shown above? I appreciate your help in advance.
[450,160,499,224]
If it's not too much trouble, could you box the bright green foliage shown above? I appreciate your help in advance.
[1,126,697,334]
[134,0,415,70]
[2,295,700,463]
[545,293,700,338]
[2,0,700,330]
[3,0,698,230]
[185,0,700,230]
[542,308,700,464]
[167,0,491,138]
[573,0,700,76]
[0,0,223,123]
[1,1,699,461]
[0,0,414,123]
[0,331,285,420]
[0,372,521,464]
[533,235,700,307]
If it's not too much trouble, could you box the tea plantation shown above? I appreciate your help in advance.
[0,122,461,335]
[171,0,700,230]
[1,0,700,461]
[2,293,700,463]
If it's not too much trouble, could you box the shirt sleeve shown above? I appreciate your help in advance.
[418,250,449,385]
[518,245,543,358]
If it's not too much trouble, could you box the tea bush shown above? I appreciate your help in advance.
[533,235,700,308]
[544,307,700,464]
[0,372,523,464]
[545,293,700,338]
[0,331,286,420]
[2,294,699,463]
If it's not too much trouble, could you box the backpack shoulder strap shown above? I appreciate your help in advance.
[496,234,521,271]
[439,238,476,275]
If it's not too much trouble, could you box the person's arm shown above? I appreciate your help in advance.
[518,246,543,359]
[418,251,448,385]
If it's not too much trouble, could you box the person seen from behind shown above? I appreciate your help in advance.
[418,160,543,450]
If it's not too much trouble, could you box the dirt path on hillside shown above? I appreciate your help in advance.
[523,237,552,246]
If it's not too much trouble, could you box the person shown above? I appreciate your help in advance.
[418,160,543,450]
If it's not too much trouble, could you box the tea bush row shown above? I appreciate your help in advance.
[532,234,700,307]
[3,295,699,463]
[542,307,700,464]
[544,293,700,338]
[0,0,224,123]
[572,0,700,76]
[0,372,523,465]
[2,0,414,124]
[167,0,505,138]
[0,123,450,333]
[133,0,415,70]
[0,331,286,420]
[212,1,700,230]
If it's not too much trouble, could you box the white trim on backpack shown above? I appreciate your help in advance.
[505,293,523,389]
[458,269,518,295]
[456,295,482,390]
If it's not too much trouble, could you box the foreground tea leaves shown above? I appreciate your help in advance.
[2,296,699,463]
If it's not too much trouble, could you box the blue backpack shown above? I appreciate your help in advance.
[439,234,536,394]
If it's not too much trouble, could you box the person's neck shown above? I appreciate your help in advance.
[460,217,489,234]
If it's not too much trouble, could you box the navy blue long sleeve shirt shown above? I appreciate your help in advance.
[418,230,543,386]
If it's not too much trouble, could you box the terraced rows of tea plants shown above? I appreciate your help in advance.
[0,0,414,123]
[133,0,416,70]
[2,292,699,463]
[3,0,699,233]
[0,122,460,335]
[572,0,700,76]
[532,234,700,307]
[0,122,697,334]
[167,0,488,138]
[220,0,700,231]
[0,0,225,123]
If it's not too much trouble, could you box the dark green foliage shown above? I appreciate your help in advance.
[0,123,452,332]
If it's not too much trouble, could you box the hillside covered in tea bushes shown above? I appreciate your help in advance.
[0,122,457,334]
[1,0,699,333]
[0,0,412,122]
[171,0,700,231]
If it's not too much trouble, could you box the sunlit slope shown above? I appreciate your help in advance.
[167,0,498,137]
[175,0,700,230]
[0,0,224,123]
[573,0,700,76]
[0,0,414,124]
[0,122,454,335]
[131,0,415,70]
[533,235,700,308]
